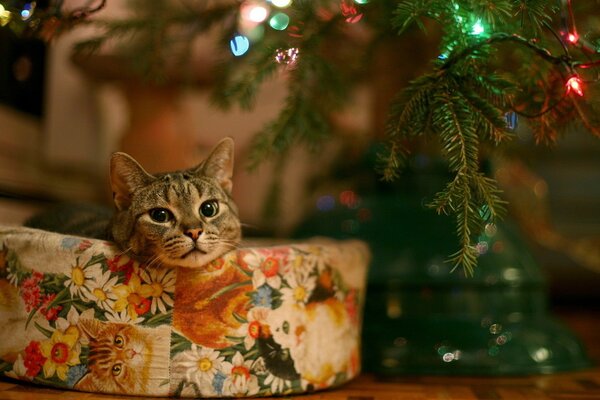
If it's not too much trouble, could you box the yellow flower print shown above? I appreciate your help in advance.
[40,328,81,381]
[64,261,95,298]
[112,273,154,319]
[139,267,175,314]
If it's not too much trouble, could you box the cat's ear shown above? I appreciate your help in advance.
[110,152,156,211]
[77,318,104,341]
[74,372,98,391]
[197,138,235,194]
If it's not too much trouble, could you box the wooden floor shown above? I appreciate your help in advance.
[0,309,598,400]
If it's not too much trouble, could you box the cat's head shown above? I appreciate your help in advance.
[75,319,157,394]
[109,138,241,269]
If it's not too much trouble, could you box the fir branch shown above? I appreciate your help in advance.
[513,0,557,35]
[441,33,564,72]
[473,173,507,221]
[378,141,408,182]
[471,0,512,29]
[211,44,282,110]
[453,75,514,145]
[392,0,438,34]
[386,73,437,138]
[432,84,479,174]
[246,92,330,170]
[429,84,484,275]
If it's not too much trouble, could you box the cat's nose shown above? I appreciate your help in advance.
[184,228,203,240]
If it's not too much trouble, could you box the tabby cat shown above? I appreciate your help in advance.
[75,318,170,395]
[26,138,242,269]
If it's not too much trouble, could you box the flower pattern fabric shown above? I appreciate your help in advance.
[0,227,369,398]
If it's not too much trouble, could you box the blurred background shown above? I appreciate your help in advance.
[1,0,599,311]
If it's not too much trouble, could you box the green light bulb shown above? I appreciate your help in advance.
[269,12,290,31]
[472,19,485,35]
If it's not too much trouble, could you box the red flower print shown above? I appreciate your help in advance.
[23,341,47,377]
[20,272,44,312]
[40,294,63,321]
[132,295,151,315]
[77,240,93,252]
[260,257,280,278]
[107,255,135,282]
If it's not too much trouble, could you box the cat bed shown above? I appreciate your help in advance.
[0,226,369,397]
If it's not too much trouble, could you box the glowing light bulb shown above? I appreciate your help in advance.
[341,0,363,23]
[230,35,250,56]
[0,3,12,27]
[270,0,292,7]
[248,5,268,23]
[565,76,584,96]
[269,12,289,30]
[567,32,579,44]
[354,0,369,3]
[241,2,269,24]
[471,19,484,35]
[20,2,34,20]
[275,47,300,68]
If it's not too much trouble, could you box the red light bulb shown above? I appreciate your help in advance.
[567,32,579,44]
[566,76,584,96]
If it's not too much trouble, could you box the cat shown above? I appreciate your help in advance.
[75,318,170,396]
[25,138,242,269]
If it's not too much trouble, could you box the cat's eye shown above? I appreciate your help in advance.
[149,208,173,223]
[112,363,123,376]
[200,200,219,218]
[114,334,125,348]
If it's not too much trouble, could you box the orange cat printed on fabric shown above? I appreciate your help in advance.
[173,256,251,349]
[75,319,170,396]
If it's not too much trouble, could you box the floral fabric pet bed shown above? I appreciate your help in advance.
[0,226,369,397]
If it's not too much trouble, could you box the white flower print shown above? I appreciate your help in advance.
[5,354,28,380]
[139,267,176,314]
[81,264,118,311]
[6,264,19,286]
[172,344,224,395]
[221,352,259,397]
[104,309,144,325]
[281,271,316,307]
[236,307,270,351]
[55,307,95,333]
[264,373,292,394]
[63,259,95,298]
[242,248,293,289]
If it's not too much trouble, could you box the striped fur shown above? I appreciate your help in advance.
[110,138,241,269]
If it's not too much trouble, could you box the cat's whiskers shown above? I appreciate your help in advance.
[114,246,134,258]
[143,254,165,270]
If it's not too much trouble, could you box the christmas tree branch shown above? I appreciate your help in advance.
[441,33,565,72]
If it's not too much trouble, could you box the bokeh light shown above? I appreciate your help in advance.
[269,12,290,30]
[230,35,250,56]
[270,0,292,7]
[274,47,299,67]
[241,2,269,23]
[316,195,336,212]
[339,190,359,209]
[0,3,12,27]
[471,19,485,35]
[20,2,34,20]
[566,76,584,96]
